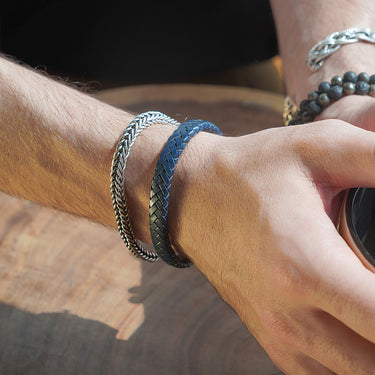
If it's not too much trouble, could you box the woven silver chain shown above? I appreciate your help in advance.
[307,27,375,71]
[110,111,180,262]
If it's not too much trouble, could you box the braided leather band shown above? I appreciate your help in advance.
[307,27,375,71]
[149,119,222,268]
[110,111,180,262]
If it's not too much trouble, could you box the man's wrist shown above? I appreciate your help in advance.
[123,119,223,263]
[165,131,222,261]
[285,43,375,128]
[302,44,375,100]
[271,0,375,103]
[123,123,176,243]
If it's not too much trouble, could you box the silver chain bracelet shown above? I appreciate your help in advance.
[307,27,375,71]
[110,111,180,262]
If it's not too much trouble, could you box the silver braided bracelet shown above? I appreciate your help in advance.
[307,27,375,71]
[110,111,180,262]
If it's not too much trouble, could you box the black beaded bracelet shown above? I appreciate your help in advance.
[286,71,375,126]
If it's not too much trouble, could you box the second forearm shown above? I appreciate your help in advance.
[271,0,375,102]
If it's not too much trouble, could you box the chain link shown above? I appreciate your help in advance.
[307,28,375,71]
[110,111,180,262]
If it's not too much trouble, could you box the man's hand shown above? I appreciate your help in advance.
[3,54,375,374]
[172,120,375,374]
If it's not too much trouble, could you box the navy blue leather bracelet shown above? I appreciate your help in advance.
[149,119,223,268]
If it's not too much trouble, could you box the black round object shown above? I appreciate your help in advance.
[343,82,356,95]
[328,85,343,100]
[358,72,370,83]
[331,75,343,86]
[308,100,322,115]
[299,99,310,111]
[308,91,319,101]
[356,81,370,95]
[318,81,331,94]
[301,111,314,122]
[346,187,375,267]
[318,93,331,107]
[343,71,358,83]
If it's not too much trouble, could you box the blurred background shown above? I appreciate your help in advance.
[0,0,284,93]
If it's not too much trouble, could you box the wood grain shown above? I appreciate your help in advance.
[0,84,284,375]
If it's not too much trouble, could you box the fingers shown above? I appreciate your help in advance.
[294,354,337,375]
[257,121,375,373]
[278,354,336,375]
[298,212,375,345]
[317,250,375,345]
[292,120,375,188]
[268,308,375,375]
[300,309,375,375]
[266,342,336,375]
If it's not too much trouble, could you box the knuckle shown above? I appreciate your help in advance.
[289,120,348,162]
[261,310,316,353]
[261,310,297,345]
[287,128,322,169]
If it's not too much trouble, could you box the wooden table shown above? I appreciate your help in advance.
[0,84,284,375]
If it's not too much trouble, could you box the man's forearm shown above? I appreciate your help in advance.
[271,0,375,102]
[0,57,177,237]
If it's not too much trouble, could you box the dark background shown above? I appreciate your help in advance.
[0,0,277,87]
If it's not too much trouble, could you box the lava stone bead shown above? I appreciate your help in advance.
[343,71,357,83]
[358,72,370,82]
[301,111,314,123]
[308,91,319,101]
[318,81,331,94]
[317,93,330,107]
[369,84,375,97]
[343,82,355,95]
[370,74,375,85]
[328,85,343,100]
[331,75,343,86]
[356,81,369,95]
[308,101,322,116]
[293,110,302,121]
[299,99,310,111]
